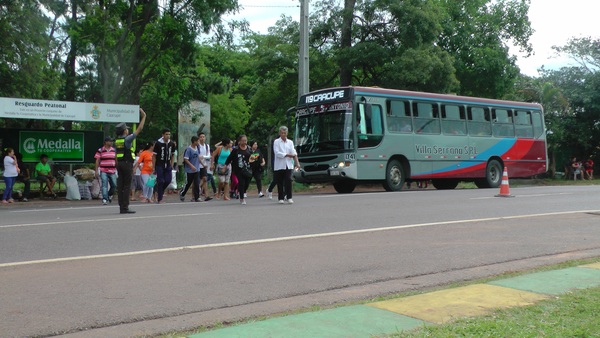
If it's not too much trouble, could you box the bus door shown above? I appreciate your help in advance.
[412,101,440,177]
[355,101,384,180]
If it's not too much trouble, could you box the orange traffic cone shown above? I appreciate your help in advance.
[495,167,514,198]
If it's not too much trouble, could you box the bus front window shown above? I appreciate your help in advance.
[295,110,354,154]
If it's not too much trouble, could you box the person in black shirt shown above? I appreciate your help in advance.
[225,135,252,205]
[153,128,176,203]
[248,140,266,197]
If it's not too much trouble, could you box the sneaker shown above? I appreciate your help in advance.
[102,199,108,205]
[268,192,273,200]
[259,192,264,198]
[278,200,284,204]
[108,196,112,203]
[179,189,185,201]
[204,196,212,201]
[243,193,247,198]
[241,199,246,205]
[287,199,294,204]
[21,198,28,202]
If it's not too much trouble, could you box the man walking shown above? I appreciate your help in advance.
[153,128,176,204]
[95,136,117,205]
[115,108,146,214]
[197,132,212,201]
[179,136,201,202]
[273,126,299,204]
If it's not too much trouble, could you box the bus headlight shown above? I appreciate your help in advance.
[334,161,351,168]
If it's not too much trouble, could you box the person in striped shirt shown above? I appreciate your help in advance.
[95,136,117,205]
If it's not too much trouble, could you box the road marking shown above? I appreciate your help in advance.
[0,213,214,229]
[1,210,598,268]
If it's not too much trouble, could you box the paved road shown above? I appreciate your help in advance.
[1,185,600,337]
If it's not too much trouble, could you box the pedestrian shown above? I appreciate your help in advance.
[35,154,57,198]
[196,132,212,201]
[114,108,146,214]
[2,148,20,204]
[205,157,217,197]
[15,153,31,202]
[211,138,232,200]
[249,140,266,197]
[225,135,252,205]
[133,141,155,203]
[179,135,201,202]
[273,126,299,204]
[130,149,143,201]
[94,136,117,205]
[153,128,176,204]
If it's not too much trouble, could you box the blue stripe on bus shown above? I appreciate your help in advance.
[353,91,540,110]
[429,138,516,174]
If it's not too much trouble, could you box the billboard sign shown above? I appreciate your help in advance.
[19,131,85,162]
[0,97,139,123]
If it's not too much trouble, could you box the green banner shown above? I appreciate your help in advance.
[19,131,85,162]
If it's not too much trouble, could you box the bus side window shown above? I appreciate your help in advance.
[515,110,533,138]
[532,111,544,138]
[358,104,384,148]
[387,100,412,132]
[413,102,440,134]
[492,109,515,137]
[468,106,492,136]
[442,104,466,135]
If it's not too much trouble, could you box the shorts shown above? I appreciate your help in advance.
[198,167,207,178]
[37,175,51,182]
[131,175,143,190]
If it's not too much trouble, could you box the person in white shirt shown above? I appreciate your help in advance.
[196,132,212,201]
[273,126,299,204]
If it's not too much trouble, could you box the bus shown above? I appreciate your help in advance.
[293,86,547,193]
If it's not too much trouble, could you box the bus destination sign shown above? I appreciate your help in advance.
[299,88,351,105]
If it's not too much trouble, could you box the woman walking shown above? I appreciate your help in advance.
[133,142,155,203]
[2,148,20,204]
[225,135,252,205]
[212,138,233,200]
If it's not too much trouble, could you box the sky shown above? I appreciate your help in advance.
[228,0,598,77]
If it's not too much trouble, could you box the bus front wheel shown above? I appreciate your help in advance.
[383,159,405,191]
[333,181,356,194]
[475,159,503,188]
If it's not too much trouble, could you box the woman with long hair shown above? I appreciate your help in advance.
[211,138,233,200]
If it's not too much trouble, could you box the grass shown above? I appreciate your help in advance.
[389,286,600,337]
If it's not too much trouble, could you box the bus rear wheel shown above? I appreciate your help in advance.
[383,159,405,191]
[475,159,503,188]
[333,181,356,194]
[432,179,459,190]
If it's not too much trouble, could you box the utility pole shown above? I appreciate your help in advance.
[298,0,309,99]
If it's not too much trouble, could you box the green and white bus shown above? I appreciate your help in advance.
[293,86,547,193]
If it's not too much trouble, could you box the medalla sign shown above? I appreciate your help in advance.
[19,131,85,162]
[0,97,139,123]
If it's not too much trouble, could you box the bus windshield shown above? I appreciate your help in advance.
[295,108,353,154]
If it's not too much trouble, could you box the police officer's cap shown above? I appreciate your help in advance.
[115,122,129,135]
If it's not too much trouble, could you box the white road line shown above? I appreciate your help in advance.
[1,209,598,268]
[0,213,215,229]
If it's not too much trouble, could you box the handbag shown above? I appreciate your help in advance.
[216,164,230,176]
[241,163,253,178]
[146,174,157,187]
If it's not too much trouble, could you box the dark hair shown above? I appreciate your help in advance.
[249,140,257,147]
[142,142,154,151]
[40,154,48,159]
[198,131,205,136]
[191,135,199,143]
[221,137,231,146]
[162,128,171,135]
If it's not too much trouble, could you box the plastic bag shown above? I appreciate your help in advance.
[167,169,177,190]
[90,178,101,199]
[64,175,81,200]
[146,174,157,187]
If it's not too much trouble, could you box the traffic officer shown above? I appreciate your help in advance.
[114,108,147,214]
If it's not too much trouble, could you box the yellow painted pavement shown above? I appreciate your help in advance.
[581,262,600,270]
[368,284,549,324]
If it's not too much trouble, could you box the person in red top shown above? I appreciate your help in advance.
[133,142,155,203]
[584,157,594,180]
[95,136,117,205]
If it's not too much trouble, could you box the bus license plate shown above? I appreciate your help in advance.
[330,170,340,176]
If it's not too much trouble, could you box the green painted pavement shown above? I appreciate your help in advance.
[188,305,424,338]
[489,267,600,295]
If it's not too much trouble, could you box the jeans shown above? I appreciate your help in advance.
[2,176,16,201]
[100,171,117,201]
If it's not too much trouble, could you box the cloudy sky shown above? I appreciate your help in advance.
[228,0,597,77]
